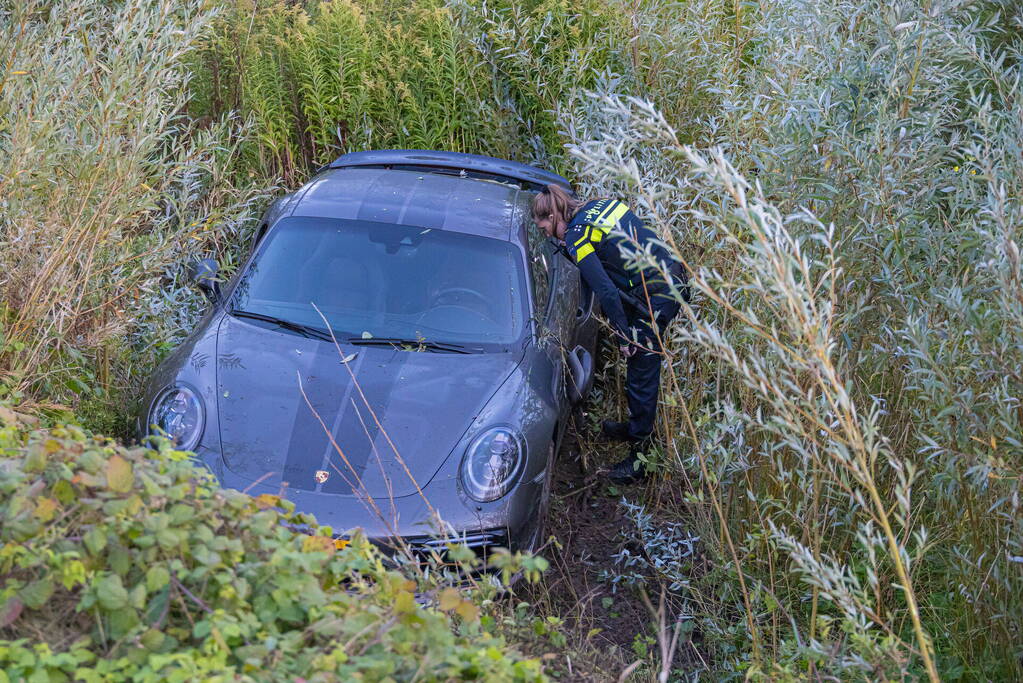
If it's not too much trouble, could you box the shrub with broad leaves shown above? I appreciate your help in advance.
[0,409,544,681]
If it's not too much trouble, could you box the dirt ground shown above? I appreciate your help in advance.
[512,396,713,682]
[517,418,661,681]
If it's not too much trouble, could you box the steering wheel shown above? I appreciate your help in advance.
[417,304,500,332]
[431,287,491,313]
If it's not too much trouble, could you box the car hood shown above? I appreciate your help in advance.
[215,316,522,499]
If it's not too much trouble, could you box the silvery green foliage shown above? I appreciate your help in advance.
[128,115,278,359]
[693,402,752,489]
[1,0,276,399]
[602,499,700,594]
[557,0,1022,676]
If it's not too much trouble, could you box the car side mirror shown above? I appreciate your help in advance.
[188,258,221,303]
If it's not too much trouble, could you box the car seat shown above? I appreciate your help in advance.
[297,233,387,327]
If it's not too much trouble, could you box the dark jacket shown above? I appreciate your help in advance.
[563,199,683,338]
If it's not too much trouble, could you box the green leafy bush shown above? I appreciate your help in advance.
[0,411,543,681]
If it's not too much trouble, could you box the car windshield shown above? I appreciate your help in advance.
[231,217,528,348]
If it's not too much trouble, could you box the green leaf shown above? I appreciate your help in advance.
[130,582,147,609]
[52,478,76,504]
[96,574,129,611]
[107,605,139,639]
[146,566,170,592]
[84,527,107,556]
[156,528,179,549]
[20,576,54,610]
[394,591,416,614]
[24,447,46,473]
[106,454,134,493]
[33,497,58,522]
[169,503,194,525]
[140,628,165,652]
[144,586,170,627]
[108,545,131,575]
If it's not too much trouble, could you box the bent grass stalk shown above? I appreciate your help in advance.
[686,147,939,681]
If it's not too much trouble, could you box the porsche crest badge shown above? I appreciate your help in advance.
[315,470,329,484]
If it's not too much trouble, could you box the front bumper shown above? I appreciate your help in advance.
[193,445,546,556]
[375,528,511,575]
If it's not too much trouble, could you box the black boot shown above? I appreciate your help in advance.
[600,420,631,443]
[608,450,646,485]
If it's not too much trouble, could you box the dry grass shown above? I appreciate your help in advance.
[0,0,275,421]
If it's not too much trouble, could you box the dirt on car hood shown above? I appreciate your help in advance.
[214,316,522,499]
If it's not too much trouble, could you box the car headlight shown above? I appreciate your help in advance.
[148,384,205,451]
[459,427,525,502]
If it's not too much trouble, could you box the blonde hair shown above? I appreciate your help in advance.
[530,184,585,224]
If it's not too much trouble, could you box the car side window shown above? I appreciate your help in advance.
[526,227,553,319]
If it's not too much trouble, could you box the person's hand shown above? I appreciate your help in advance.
[619,343,636,358]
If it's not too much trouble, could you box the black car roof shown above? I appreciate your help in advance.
[291,167,532,243]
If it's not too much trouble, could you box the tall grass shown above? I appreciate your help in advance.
[560,0,1023,677]
[189,0,630,181]
[0,0,275,426]
[191,0,495,181]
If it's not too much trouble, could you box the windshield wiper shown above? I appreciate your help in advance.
[346,337,478,354]
[230,309,335,343]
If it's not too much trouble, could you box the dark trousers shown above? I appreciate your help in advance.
[625,292,680,441]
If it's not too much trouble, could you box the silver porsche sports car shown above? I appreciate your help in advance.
[138,150,600,560]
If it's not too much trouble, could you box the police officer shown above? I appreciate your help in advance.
[531,184,687,484]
